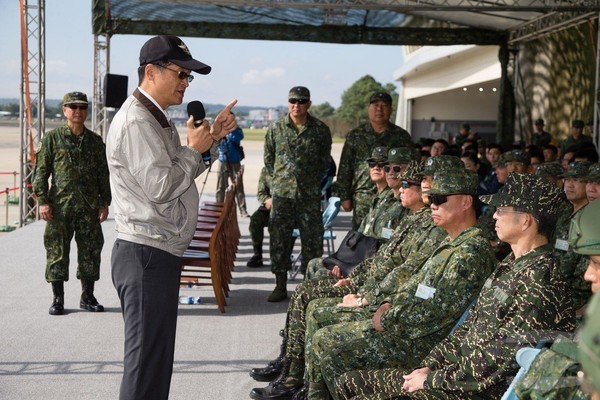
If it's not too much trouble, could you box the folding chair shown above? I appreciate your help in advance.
[288,196,341,280]
[501,346,544,400]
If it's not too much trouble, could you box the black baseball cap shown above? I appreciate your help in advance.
[139,35,211,75]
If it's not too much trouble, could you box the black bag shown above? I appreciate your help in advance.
[322,230,379,277]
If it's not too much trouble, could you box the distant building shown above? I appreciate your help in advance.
[394,45,500,144]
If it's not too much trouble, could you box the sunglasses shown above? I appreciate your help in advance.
[289,98,309,105]
[401,181,420,189]
[156,64,194,83]
[65,104,88,110]
[428,194,457,206]
[383,165,402,173]
[367,161,387,169]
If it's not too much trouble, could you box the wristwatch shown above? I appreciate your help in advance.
[356,297,364,307]
[422,377,430,390]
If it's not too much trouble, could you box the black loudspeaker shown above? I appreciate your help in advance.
[104,73,128,108]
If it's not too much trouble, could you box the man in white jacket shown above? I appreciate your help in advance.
[106,35,237,400]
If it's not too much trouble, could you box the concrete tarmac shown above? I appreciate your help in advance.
[0,127,348,400]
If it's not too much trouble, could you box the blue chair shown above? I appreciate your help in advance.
[501,346,544,400]
[289,196,341,280]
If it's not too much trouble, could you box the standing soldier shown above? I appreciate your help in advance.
[332,91,412,231]
[33,91,111,315]
[247,167,272,268]
[264,86,332,302]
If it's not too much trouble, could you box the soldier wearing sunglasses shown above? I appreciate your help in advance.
[33,91,111,317]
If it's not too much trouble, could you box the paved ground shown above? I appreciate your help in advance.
[0,131,348,399]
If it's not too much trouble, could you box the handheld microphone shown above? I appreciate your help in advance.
[187,101,212,167]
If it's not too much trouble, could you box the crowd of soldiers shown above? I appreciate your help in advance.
[247,90,600,400]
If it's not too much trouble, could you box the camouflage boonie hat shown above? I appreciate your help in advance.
[505,149,531,165]
[401,160,424,182]
[387,147,419,164]
[63,91,88,105]
[579,291,600,395]
[425,168,478,196]
[421,155,463,176]
[367,146,388,163]
[568,199,600,255]
[534,162,564,178]
[288,86,310,100]
[559,161,592,179]
[480,172,563,217]
[586,163,600,183]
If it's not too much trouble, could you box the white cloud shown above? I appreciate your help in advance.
[241,67,286,85]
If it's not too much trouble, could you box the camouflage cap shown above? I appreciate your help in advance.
[587,163,600,183]
[421,155,463,176]
[480,172,563,217]
[572,119,585,129]
[387,147,419,164]
[559,161,592,179]
[369,91,392,106]
[534,162,564,178]
[568,199,600,255]
[63,91,88,105]
[367,146,388,162]
[505,149,531,165]
[400,160,424,182]
[496,152,509,168]
[425,168,478,196]
[289,86,310,100]
[579,291,600,395]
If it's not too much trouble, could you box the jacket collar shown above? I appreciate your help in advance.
[133,88,171,128]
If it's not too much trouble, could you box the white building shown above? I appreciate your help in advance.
[395,45,501,144]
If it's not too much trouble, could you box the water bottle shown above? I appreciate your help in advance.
[178,295,202,305]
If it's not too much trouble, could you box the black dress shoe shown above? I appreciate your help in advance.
[249,381,301,400]
[250,358,284,382]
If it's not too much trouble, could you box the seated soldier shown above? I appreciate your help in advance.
[586,162,600,203]
[336,172,575,400]
[303,167,495,399]
[307,147,419,280]
[248,158,458,399]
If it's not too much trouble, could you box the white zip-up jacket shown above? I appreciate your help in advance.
[106,89,218,256]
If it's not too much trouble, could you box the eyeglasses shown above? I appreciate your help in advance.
[65,104,88,110]
[368,161,387,169]
[383,165,402,173]
[155,64,194,83]
[289,98,309,105]
[428,194,451,206]
[401,181,420,189]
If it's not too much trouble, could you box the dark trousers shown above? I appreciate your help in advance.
[111,239,182,400]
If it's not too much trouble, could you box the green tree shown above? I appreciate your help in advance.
[336,75,396,125]
[310,102,335,119]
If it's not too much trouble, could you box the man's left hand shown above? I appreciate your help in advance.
[402,367,430,392]
[372,302,391,332]
[98,206,109,223]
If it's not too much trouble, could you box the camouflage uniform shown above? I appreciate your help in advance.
[33,124,111,282]
[332,124,412,230]
[335,173,576,400]
[554,162,593,311]
[249,167,271,251]
[265,111,332,275]
[305,226,494,399]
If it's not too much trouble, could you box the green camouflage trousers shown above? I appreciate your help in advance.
[269,196,323,275]
[285,276,359,373]
[249,207,270,249]
[304,299,428,400]
[335,368,473,400]
[44,207,104,282]
[351,191,375,231]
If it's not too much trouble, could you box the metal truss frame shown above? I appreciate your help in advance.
[92,34,110,138]
[19,0,45,227]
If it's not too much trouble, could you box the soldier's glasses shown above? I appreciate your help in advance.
[368,161,387,169]
[65,104,88,110]
[155,64,194,83]
[383,165,402,173]
[289,98,309,105]
[401,181,420,189]
[428,194,460,206]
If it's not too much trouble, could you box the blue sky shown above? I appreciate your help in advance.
[0,0,405,108]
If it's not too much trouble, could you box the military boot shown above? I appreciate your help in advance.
[247,245,264,268]
[250,329,287,381]
[49,281,64,316]
[268,273,287,302]
[80,280,104,312]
